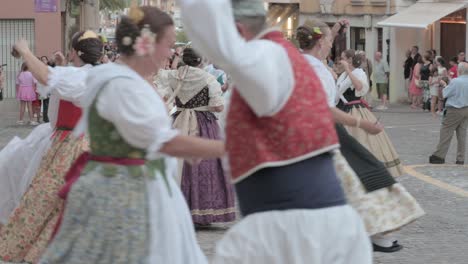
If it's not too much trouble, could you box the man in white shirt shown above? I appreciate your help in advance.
[374,51,390,110]
[430,62,468,165]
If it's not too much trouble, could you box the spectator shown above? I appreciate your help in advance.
[420,51,433,111]
[430,62,468,165]
[0,65,4,101]
[411,45,421,69]
[404,50,413,101]
[374,51,390,110]
[449,57,459,79]
[40,56,49,65]
[16,63,38,125]
[434,56,448,114]
[458,51,466,63]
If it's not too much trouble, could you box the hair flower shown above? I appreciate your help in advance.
[122,36,133,46]
[312,27,323,39]
[133,25,156,56]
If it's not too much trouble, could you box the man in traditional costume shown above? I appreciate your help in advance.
[178,0,372,263]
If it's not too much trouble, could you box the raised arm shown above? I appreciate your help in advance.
[13,40,49,85]
[177,0,294,117]
[13,40,88,106]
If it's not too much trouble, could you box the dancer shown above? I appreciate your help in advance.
[179,0,372,263]
[337,49,405,177]
[160,47,235,225]
[298,19,425,253]
[39,6,221,264]
[0,31,102,263]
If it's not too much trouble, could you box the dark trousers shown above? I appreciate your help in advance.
[433,107,468,162]
[42,98,49,123]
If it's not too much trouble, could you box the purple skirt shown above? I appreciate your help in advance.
[180,112,236,225]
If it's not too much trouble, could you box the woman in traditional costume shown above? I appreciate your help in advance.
[337,49,405,177]
[160,47,235,226]
[0,31,103,263]
[38,6,223,264]
[298,27,424,252]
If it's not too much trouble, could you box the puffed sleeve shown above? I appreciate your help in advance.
[207,73,224,107]
[96,77,178,160]
[40,65,90,106]
[353,69,370,97]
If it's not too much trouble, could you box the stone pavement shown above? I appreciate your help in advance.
[1,100,467,263]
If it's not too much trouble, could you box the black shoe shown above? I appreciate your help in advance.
[373,241,403,253]
[429,155,445,164]
[456,161,465,165]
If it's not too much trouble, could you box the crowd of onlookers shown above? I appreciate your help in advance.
[404,46,466,117]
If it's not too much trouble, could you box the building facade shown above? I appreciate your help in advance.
[266,0,468,103]
[149,0,182,28]
[0,0,63,98]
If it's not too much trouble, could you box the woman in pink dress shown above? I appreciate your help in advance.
[16,63,38,125]
[409,55,423,109]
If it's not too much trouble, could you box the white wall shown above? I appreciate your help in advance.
[388,27,431,103]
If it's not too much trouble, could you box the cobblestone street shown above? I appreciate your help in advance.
[1,99,467,264]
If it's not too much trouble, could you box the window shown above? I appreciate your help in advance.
[377,27,383,53]
[351,27,366,51]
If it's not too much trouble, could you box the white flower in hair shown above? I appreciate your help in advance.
[77,51,84,56]
[133,25,156,56]
[122,36,133,46]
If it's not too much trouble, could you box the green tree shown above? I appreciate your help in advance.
[176,30,189,44]
[100,0,130,11]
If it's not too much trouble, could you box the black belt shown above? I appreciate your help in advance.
[235,153,346,217]
[55,126,74,131]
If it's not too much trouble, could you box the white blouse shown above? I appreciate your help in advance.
[75,63,178,160]
[37,65,93,128]
[336,68,369,104]
[178,0,295,117]
[304,54,336,108]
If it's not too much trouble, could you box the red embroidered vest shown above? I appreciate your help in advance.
[56,100,82,130]
[226,31,339,183]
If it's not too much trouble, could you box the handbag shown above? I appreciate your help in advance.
[0,90,3,101]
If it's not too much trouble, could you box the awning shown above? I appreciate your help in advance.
[377,2,467,29]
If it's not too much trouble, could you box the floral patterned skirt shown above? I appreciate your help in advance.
[0,130,86,263]
[333,151,425,235]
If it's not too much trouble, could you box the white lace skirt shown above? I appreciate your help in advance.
[212,206,372,264]
[0,123,53,224]
[333,151,425,236]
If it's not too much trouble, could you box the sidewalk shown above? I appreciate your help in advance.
[0,99,20,128]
